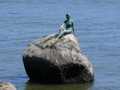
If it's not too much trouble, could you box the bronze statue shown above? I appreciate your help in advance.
[57,14,74,38]
[38,14,75,48]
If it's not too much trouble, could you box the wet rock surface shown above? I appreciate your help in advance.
[23,33,94,83]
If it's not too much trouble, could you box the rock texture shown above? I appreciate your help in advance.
[0,81,16,90]
[23,33,94,83]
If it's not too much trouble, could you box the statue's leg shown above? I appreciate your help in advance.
[57,31,65,39]
[58,29,73,39]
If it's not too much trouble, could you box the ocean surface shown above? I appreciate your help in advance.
[0,0,120,90]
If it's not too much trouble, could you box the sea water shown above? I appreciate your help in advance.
[0,0,120,90]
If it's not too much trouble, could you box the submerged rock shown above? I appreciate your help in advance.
[23,33,94,83]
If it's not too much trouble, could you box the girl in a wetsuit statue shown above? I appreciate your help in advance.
[39,14,74,48]
[57,14,74,38]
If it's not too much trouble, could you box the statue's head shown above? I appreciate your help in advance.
[66,14,70,20]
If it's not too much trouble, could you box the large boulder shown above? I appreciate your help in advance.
[23,33,94,83]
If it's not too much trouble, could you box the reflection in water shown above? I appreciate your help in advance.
[25,82,93,90]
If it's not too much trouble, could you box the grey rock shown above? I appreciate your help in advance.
[23,33,94,83]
